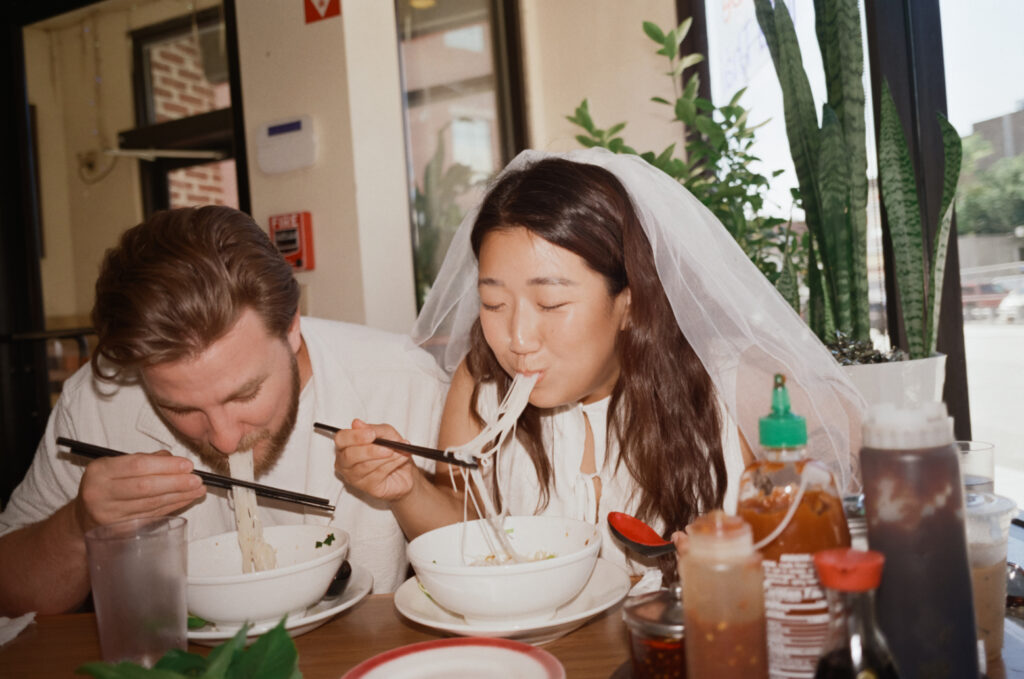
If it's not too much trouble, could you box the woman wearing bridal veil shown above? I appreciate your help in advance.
[332,147,864,578]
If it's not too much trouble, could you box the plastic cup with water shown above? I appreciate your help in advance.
[85,516,188,666]
[958,440,995,492]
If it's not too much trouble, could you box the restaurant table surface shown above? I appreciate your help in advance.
[2,592,1023,678]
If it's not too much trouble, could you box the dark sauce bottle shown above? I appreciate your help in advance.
[860,403,978,679]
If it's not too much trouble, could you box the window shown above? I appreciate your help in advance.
[702,0,888,339]
[940,0,1024,507]
[395,0,524,307]
[126,6,245,214]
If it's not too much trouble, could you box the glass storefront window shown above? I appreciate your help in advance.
[941,0,1024,507]
[396,0,516,307]
[702,0,889,341]
[167,159,238,210]
[140,19,230,125]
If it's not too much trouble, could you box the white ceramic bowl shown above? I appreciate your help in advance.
[188,524,348,625]
[407,515,601,625]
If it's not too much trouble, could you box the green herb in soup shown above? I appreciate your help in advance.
[315,532,336,548]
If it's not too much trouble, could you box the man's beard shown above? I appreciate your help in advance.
[161,353,301,478]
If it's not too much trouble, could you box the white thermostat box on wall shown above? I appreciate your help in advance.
[256,115,317,174]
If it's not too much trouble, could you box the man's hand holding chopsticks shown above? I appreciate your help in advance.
[73,451,206,535]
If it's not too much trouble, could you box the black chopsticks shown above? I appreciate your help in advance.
[56,437,335,511]
[312,422,479,470]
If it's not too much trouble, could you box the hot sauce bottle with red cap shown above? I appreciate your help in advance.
[813,548,900,679]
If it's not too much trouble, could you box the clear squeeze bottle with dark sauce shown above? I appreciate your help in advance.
[860,402,978,679]
[737,374,850,679]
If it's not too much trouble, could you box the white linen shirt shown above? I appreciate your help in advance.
[0,318,447,593]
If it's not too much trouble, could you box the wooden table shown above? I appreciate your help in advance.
[2,593,1022,677]
[0,595,632,678]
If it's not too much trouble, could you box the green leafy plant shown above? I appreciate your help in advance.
[755,0,963,361]
[566,19,803,311]
[754,0,870,344]
[878,81,962,359]
[76,619,300,679]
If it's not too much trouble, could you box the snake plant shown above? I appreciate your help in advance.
[756,0,963,361]
[754,0,870,344]
[878,81,963,359]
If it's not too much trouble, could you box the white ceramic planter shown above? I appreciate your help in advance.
[842,353,946,408]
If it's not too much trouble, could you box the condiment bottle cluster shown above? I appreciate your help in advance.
[624,374,1011,679]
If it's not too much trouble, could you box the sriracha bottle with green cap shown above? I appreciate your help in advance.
[737,374,851,679]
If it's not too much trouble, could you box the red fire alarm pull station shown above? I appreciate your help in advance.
[269,211,315,271]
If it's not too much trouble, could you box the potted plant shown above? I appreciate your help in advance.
[566,19,805,312]
[754,0,963,406]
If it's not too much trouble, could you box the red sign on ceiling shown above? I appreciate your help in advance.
[304,0,340,24]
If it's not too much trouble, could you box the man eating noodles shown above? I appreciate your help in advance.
[0,206,446,615]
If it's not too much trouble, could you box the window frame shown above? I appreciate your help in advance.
[125,3,249,216]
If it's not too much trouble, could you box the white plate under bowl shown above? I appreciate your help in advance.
[188,562,372,646]
[341,637,565,679]
[394,558,629,645]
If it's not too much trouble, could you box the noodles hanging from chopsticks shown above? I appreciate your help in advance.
[445,372,539,563]
[228,451,277,573]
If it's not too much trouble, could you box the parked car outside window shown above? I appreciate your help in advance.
[996,284,1024,323]
[961,282,1009,320]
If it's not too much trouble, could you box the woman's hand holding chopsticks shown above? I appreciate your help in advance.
[322,420,477,541]
[329,419,421,502]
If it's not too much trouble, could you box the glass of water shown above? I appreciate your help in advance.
[957,440,995,493]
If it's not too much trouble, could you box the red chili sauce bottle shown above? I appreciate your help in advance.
[680,510,768,679]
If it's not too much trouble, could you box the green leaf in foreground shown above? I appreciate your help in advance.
[75,619,301,679]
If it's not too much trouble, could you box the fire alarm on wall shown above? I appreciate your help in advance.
[268,212,315,271]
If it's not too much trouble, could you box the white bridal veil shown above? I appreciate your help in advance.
[412,148,866,492]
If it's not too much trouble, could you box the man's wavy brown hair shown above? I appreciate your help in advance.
[466,158,726,539]
[91,206,299,380]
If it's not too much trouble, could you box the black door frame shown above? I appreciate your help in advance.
[0,0,248,505]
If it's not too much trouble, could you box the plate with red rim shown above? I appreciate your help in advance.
[341,637,565,679]
[394,558,630,645]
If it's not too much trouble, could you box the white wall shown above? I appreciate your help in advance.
[234,0,416,332]
[27,0,683,332]
[25,0,220,326]
[518,0,684,153]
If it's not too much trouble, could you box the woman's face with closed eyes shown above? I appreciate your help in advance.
[477,227,631,409]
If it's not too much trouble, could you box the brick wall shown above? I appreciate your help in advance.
[149,33,234,208]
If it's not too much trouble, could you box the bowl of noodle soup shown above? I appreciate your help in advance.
[407,515,601,625]
[187,524,348,626]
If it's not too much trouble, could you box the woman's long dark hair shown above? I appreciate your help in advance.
[465,158,726,537]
